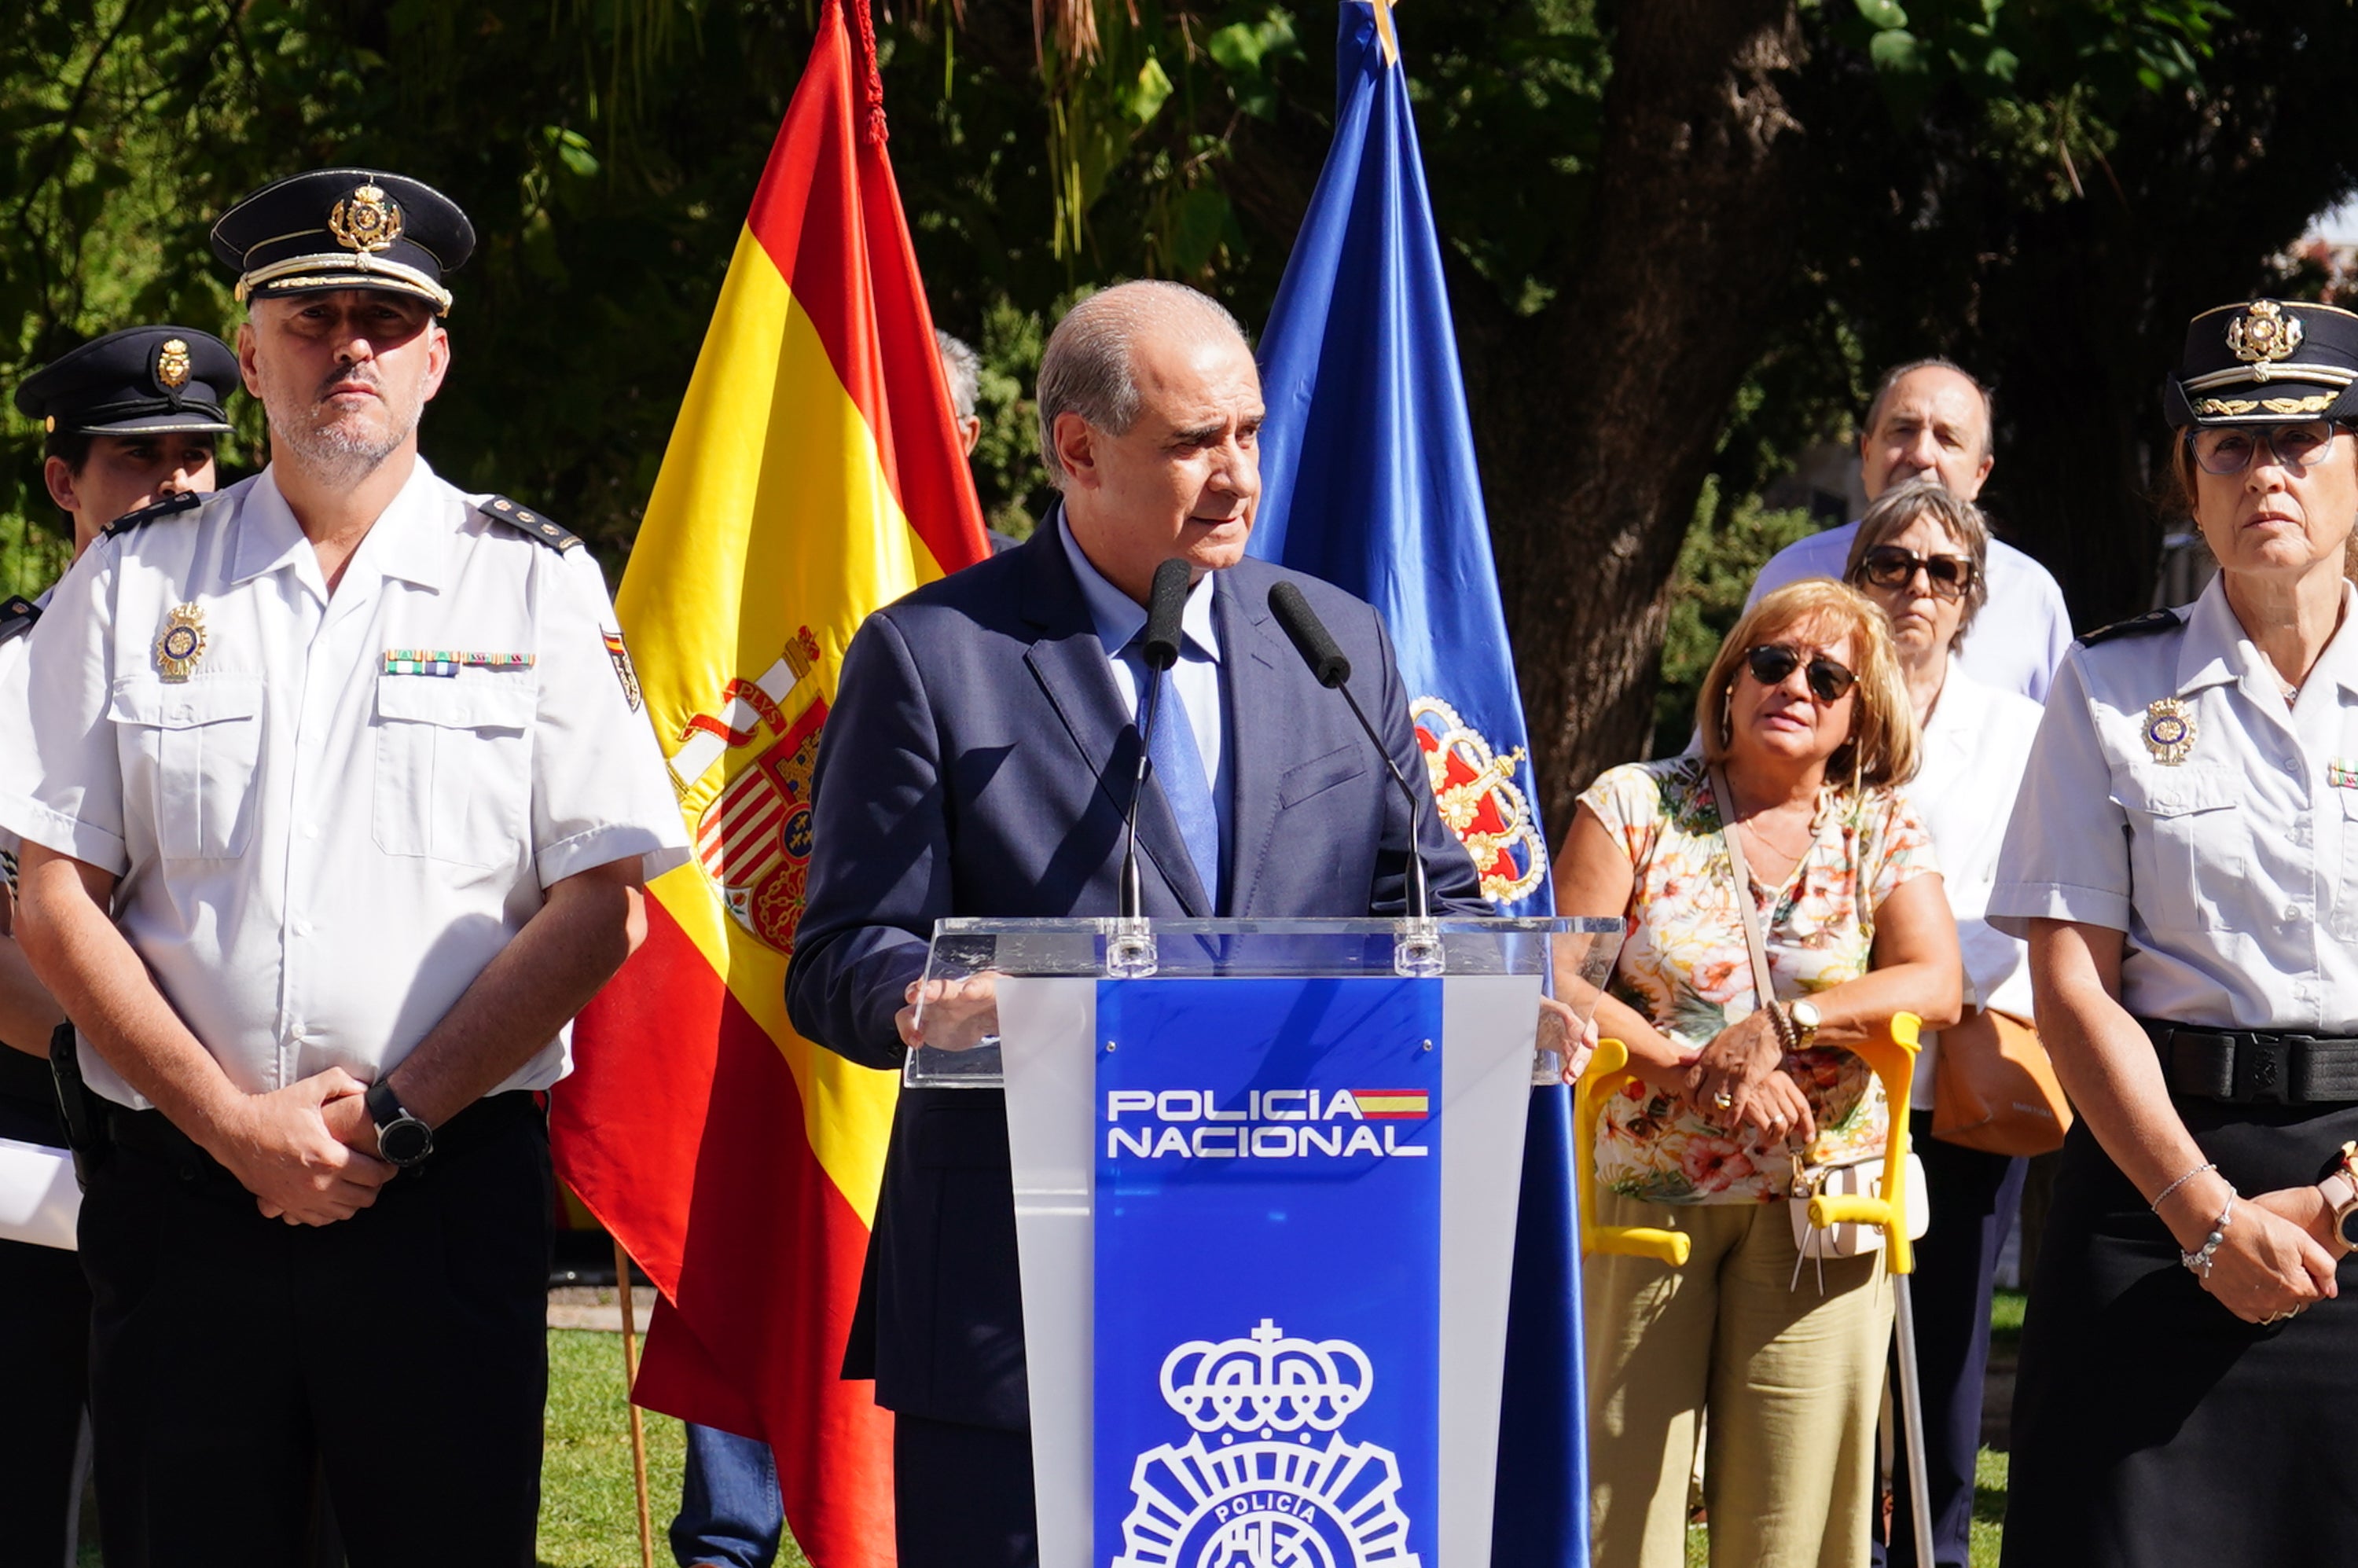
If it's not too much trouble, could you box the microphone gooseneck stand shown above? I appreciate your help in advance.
[1265,582,1442,976]
[1109,557,1193,978]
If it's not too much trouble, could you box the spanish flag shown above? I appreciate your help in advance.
[549,0,987,1559]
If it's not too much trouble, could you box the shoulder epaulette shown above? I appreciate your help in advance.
[476,495,582,553]
[0,594,39,647]
[2077,608,2183,648]
[101,487,204,539]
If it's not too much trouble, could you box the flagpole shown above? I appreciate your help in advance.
[614,1235,656,1568]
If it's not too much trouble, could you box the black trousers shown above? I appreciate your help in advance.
[891,1413,1037,1568]
[2002,1104,2358,1568]
[80,1095,553,1568]
[1875,1113,2025,1568]
[0,1077,90,1564]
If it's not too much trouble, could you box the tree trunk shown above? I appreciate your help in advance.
[1479,0,1809,835]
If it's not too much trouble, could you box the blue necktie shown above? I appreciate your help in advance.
[1133,652,1221,905]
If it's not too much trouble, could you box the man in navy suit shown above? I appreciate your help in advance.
[784,281,1493,1568]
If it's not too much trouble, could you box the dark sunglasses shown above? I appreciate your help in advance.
[1855,545,1975,601]
[1744,643,1858,703]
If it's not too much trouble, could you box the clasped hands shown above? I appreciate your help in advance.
[2163,1180,2341,1326]
[1679,1008,1816,1147]
[203,1067,394,1228]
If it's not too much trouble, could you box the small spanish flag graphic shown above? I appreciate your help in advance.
[1355,1089,1431,1121]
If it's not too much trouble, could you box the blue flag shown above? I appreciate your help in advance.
[1248,4,1589,1562]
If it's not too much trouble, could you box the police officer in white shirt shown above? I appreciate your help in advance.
[1989,299,2358,1566]
[1746,358,2073,703]
[0,169,688,1566]
[0,323,237,1568]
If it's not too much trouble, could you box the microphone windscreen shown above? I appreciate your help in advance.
[1143,558,1191,671]
[1268,582,1352,688]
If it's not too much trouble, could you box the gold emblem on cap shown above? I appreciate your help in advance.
[2226,300,2305,382]
[328,182,404,255]
[156,338,191,389]
[2143,697,2196,766]
[154,604,208,683]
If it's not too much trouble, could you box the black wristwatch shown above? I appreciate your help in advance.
[365,1079,435,1169]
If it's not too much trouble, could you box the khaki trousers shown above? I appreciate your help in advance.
[1585,1190,1894,1568]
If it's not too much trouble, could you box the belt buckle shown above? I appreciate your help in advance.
[2239,1034,2290,1104]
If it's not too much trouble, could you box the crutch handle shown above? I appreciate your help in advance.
[1808,1194,1895,1229]
[1574,1038,1695,1264]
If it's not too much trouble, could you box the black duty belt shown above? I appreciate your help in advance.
[104,1089,541,1183]
[2139,1019,2358,1105]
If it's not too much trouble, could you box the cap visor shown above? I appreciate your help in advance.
[70,410,235,436]
[252,274,448,310]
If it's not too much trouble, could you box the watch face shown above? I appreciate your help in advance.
[380,1118,432,1166]
[2338,1206,2358,1251]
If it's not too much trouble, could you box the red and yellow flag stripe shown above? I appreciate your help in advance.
[553,2,986,1561]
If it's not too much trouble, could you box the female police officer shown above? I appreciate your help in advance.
[1989,298,2358,1565]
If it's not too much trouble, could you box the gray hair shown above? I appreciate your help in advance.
[1845,474,1994,644]
[934,329,981,422]
[1034,281,1249,490]
[1863,357,1996,460]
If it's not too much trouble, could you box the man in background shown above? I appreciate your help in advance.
[1745,357,2071,702]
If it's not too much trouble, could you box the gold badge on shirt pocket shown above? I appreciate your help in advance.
[154,603,208,682]
[2142,697,2196,766]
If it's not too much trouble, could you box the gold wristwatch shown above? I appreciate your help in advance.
[2317,1141,2358,1256]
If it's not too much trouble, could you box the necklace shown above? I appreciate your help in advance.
[1739,810,1813,863]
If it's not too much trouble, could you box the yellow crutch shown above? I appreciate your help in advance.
[1574,1015,1935,1566]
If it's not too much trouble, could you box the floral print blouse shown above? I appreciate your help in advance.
[1580,755,1938,1205]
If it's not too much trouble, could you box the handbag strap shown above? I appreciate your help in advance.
[1707,765,1780,1016]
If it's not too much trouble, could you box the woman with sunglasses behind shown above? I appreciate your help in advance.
[1842,478,2047,1568]
[1990,299,2358,1567]
[1562,578,1963,1568]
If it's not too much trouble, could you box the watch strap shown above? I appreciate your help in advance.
[365,1078,406,1132]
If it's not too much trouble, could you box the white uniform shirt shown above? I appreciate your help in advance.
[0,586,51,884]
[1748,521,2074,703]
[1899,666,2044,1107]
[0,460,689,1109]
[1989,575,2358,1032]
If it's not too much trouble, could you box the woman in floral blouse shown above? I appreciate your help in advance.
[1561,578,1962,1568]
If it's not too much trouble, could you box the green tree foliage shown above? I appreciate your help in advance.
[2,0,2352,808]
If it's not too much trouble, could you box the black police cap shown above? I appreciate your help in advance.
[2163,299,2358,428]
[211,169,475,316]
[13,326,238,438]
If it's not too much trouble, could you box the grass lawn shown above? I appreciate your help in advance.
[542,1329,812,1568]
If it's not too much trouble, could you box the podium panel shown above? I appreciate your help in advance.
[943,918,1618,1568]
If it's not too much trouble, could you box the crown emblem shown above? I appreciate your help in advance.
[328,182,404,255]
[1119,1320,1420,1568]
[1159,1319,1373,1436]
[1411,696,1548,905]
[156,338,192,389]
[2226,300,2304,381]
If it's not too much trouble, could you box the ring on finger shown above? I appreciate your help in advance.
[1712,1088,1735,1111]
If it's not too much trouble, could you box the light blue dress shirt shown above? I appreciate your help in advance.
[1056,513,1234,861]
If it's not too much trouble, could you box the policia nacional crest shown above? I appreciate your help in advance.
[2143,698,2196,766]
[154,604,208,682]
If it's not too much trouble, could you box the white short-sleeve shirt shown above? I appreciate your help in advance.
[0,460,690,1109]
[1899,666,2045,1107]
[1747,521,2074,703]
[0,586,50,888]
[1989,575,2358,1032]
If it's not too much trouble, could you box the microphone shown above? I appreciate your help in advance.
[1118,558,1195,924]
[1266,582,1433,924]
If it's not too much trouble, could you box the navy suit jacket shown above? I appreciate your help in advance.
[783,521,1488,1430]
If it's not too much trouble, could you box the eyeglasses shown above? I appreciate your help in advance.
[1855,545,1976,601]
[1744,644,1858,703]
[2186,420,2345,476]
